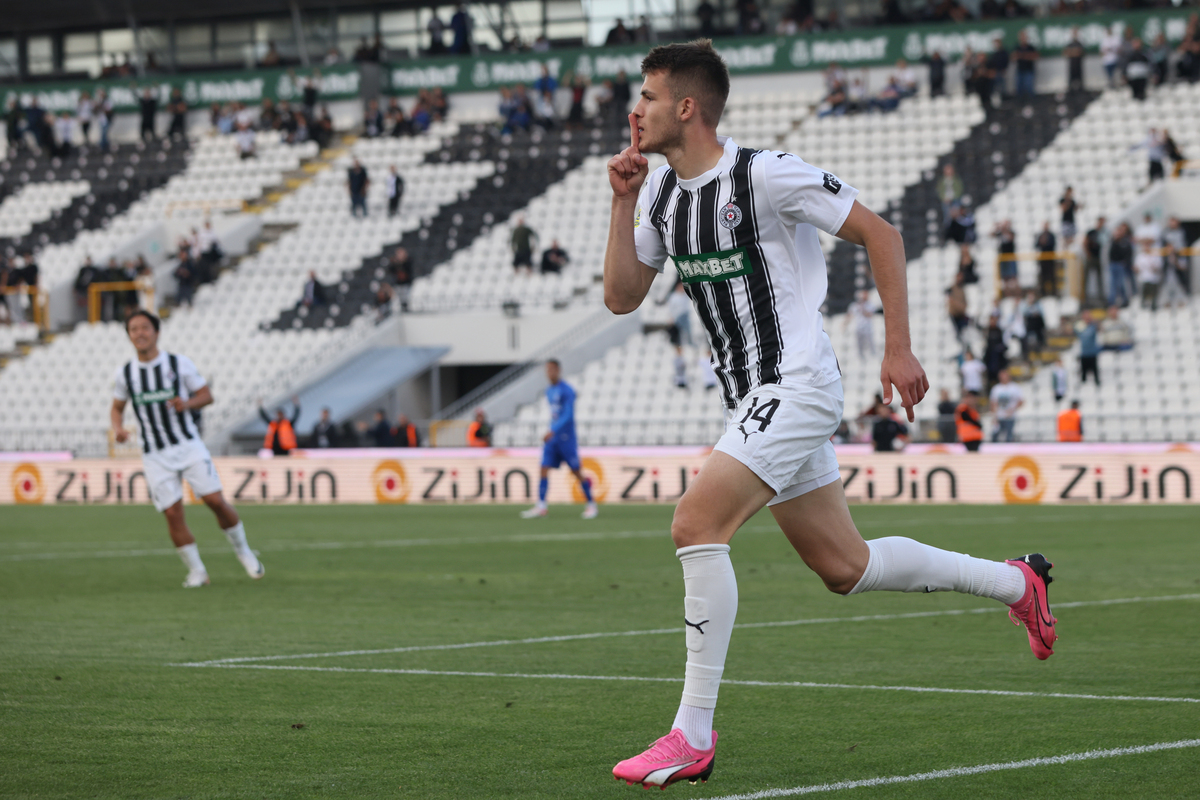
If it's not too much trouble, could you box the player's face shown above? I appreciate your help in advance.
[631,72,683,154]
[545,362,561,384]
[126,317,158,352]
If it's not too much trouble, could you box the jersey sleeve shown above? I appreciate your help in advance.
[176,355,208,393]
[112,365,129,401]
[764,152,859,236]
[633,170,669,273]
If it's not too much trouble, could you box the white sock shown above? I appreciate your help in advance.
[675,543,737,750]
[222,521,250,554]
[177,543,206,573]
[849,537,1026,605]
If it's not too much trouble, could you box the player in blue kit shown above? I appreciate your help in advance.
[521,359,599,519]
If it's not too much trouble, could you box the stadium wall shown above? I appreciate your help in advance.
[4,445,1197,506]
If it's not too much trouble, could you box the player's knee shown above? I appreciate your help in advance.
[670,509,722,549]
[819,562,866,595]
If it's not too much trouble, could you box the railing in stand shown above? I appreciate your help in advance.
[0,285,49,330]
[87,281,155,323]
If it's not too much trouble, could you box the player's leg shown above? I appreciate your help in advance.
[769,477,1056,658]
[146,459,209,587]
[185,457,263,579]
[613,451,773,788]
[567,451,597,519]
[521,458,553,517]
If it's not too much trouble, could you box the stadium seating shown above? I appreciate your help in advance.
[0,180,91,238]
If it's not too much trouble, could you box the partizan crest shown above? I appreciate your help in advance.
[719,202,743,229]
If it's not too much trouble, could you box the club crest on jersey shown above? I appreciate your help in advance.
[671,247,752,284]
[719,202,743,229]
[822,172,842,194]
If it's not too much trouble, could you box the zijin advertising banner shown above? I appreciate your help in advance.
[385,9,1194,94]
[2,446,1197,506]
[0,64,361,116]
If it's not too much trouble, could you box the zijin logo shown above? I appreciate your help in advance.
[999,455,1046,504]
[671,248,752,283]
[11,463,45,504]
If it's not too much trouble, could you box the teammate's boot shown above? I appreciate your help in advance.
[182,569,210,588]
[581,502,598,519]
[520,503,548,519]
[238,550,266,580]
[613,729,717,789]
[1005,553,1057,660]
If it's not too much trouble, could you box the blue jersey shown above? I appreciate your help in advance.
[547,381,577,441]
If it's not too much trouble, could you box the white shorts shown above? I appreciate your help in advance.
[142,451,223,512]
[713,380,843,506]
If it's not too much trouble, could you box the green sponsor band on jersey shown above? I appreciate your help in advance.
[672,248,753,284]
[133,389,176,406]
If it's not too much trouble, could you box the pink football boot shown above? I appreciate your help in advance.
[613,729,717,789]
[1005,553,1058,660]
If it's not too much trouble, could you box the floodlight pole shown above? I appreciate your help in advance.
[127,12,146,78]
[290,0,311,67]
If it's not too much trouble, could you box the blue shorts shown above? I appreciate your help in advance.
[541,436,580,471]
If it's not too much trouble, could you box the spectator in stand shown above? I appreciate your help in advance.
[1134,240,1162,311]
[540,240,569,274]
[936,389,957,444]
[1163,216,1190,296]
[564,74,588,128]
[390,248,414,311]
[1058,186,1079,249]
[1179,17,1200,83]
[94,89,112,150]
[1082,216,1106,307]
[871,402,908,452]
[936,163,963,232]
[736,0,764,35]
[511,216,536,274]
[429,87,449,121]
[989,369,1022,443]
[868,77,903,113]
[467,409,493,447]
[666,281,693,347]
[167,88,187,138]
[992,219,1018,297]
[259,98,280,130]
[818,80,848,118]
[135,258,154,311]
[302,75,320,118]
[945,204,976,247]
[1035,221,1058,297]
[5,98,22,152]
[1051,356,1068,403]
[946,270,970,343]
[409,94,433,132]
[1125,38,1152,101]
[1057,400,1082,442]
[139,88,158,141]
[892,59,917,97]
[1108,222,1134,307]
[393,414,421,447]
[76,92,94,143]
[611,70,632,124]
[957,242,979,284]
[386,98,410,136]
[362,99,384,138]
[986,36,1009,102]
[634,14,657,43]
[52,112,73,158]
[1099,305,1134,351]
[312,408,339,448]
[535,89,557,130]
[532,64,557,97]
[212,103,234,135]
[1163,129,1185,175]
[385,165,404,218]
[1159,244,1188,309]
[673,346,689,388]
[450,4,474,54]
[606,19,633,46]
[956,390,984,452]
[1013,30,1038,98]
[982,312,1007,385]
[198,220,223,264]
[926,51,946,97]
[347,158,369,218]
[73,256,99,310]
[374,281,395,317]
[174,250,196,308]
[1021,289,1045,356]
[260,41,282,67]
[1064,28,1085,92]
[1101,24,1122,87]
[696,0,717,36]
[1130,127,1168,184]
[299,270,327,308]
[313,106,334,148]
[428,12,447,54]
[235,121,256,160]
[1149,34,1171,86]
[960,348,986,396]
[259,397,301,455]
[845,289,876,357]
[882,0,908,24]
[369,410,393,446]
[1134,212,1161,249]
[959,47,978,96]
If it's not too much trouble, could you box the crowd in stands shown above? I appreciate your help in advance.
[0,254,40,326]
[497,67,632,133]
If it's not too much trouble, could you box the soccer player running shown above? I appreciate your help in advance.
[111,310,264,588]
[604,41,1056,789]
[520,358,598,519]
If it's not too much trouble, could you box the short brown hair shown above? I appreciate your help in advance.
[640,39,729,128]
[125,309,160,333]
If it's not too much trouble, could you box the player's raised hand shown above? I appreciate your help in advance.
[608,113,649,198]
[880,349,929,423]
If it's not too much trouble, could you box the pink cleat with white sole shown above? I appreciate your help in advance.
[1005,553,1057,660]
[613,729,717,789]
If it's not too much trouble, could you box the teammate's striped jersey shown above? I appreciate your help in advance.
[113,351,205,456]
[633,137,858,409]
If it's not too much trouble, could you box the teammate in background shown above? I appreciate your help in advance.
[604,41,1055,789]
[111,310,264,588]
[521,359,598,519]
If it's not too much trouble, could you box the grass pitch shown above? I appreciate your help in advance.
[2,502,1198,799]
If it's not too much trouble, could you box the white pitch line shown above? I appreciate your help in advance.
[711,738,1200,799]
[182,592,1200,666]
[168,663,1200,705]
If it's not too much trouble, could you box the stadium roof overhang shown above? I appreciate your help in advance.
[7,0,440,34]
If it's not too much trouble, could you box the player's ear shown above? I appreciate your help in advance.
[678,96,696,123]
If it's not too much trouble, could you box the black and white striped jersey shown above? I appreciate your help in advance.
[113,351,207,462]
[633,137,858,409]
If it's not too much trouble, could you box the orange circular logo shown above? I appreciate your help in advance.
[999,456,1045,504]
[570,457,607,503]
[12,463,45,505]
[372,460,410,504]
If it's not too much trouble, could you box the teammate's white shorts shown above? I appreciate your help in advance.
[713,380,842,506]
[142,451,223,512]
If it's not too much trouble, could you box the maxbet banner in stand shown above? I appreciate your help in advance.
[2,445,1197,505]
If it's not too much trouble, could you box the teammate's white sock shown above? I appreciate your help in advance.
[222,521,250,554]
[848,536,1026,604]
[674,543,737,750]
[176,543,206,573]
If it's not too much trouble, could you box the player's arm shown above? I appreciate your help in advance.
[604,114,656,315]
[836,201,928,421]
[550,387,575,434]
[110,399,129,443]
[168,386,213,412]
